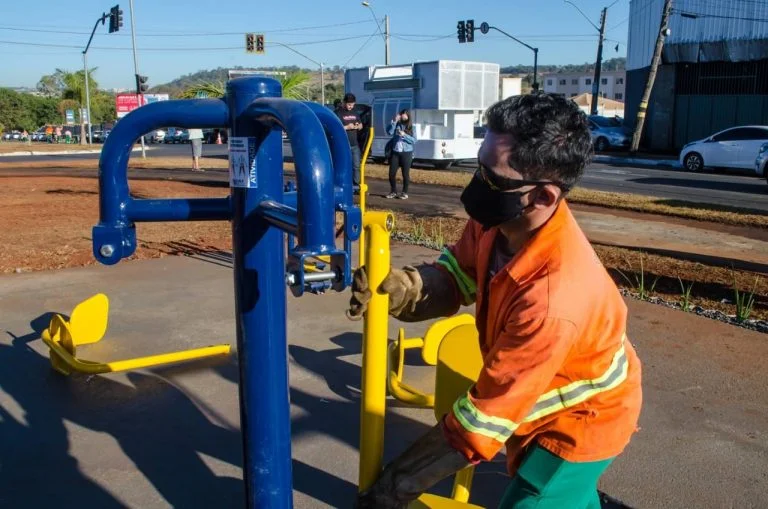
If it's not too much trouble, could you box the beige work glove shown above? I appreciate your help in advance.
[346,265,423,321]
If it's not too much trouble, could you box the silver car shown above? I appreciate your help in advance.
[756,142,768,181]
[588,115,630,152]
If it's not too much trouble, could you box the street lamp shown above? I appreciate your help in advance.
[362,1,390,65]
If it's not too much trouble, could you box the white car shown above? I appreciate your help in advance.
[680,125,768,172]
[149,129,166,143]
[756,142,768,180]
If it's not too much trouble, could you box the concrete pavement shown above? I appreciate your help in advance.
[1,247,767,508]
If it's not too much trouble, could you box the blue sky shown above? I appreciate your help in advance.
[0,0,630,89]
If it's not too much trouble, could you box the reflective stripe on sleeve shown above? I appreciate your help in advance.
[437,248,477,305]
[453,394,518,444]
[524,337,629,423]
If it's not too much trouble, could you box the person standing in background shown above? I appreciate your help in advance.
[188,128,204,172]
[385,109,417,200]
[336,93,363,188]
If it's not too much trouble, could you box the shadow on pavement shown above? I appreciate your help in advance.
[1,314,242,508]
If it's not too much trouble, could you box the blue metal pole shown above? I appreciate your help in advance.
[226,77,293,509]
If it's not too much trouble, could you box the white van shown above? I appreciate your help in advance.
[345,61,499,168]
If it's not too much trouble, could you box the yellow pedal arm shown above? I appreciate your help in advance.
[387,330,434,407]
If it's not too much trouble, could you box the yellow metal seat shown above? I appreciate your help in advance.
[388,314,475,408]
[41,293,231,376]
[410,321,484,508]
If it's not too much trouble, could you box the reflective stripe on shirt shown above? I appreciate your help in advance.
[453,335,630,445]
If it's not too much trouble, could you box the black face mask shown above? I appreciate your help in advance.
[460,171,540,230]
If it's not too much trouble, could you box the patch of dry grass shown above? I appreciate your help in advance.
[0,141,101,154]
[383,209,767,320]
[360,163,767,229]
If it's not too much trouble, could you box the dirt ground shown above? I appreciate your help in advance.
[391,212,768,321]
[1,174,765,321]
[0,141,102,154]
[0,175,231,273]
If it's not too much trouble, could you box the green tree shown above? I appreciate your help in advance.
[36,74,61,97]
[178,71,312,101]
[54,68,98,144]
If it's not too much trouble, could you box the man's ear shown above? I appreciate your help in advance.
[534,184,561,208]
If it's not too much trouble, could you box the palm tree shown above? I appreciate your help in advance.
[179,71,312,101]
[55,68,98,145]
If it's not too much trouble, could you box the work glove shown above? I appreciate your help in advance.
[346,265,423,321]
[354,423,470,508]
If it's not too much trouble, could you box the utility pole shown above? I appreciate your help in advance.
[128,0,146,158]
[384,15,390,65]
[630,0,673,153]
[320,63,325,105]
[591,7,607,115]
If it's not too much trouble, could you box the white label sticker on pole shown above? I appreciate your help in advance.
[229,136,257,188]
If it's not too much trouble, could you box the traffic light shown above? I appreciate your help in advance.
[108,5,123,33]
[256,34,265,54]
[245,33,255,53]
[135,74,148,94]
[457,20,466,43]
[466,19,475,42]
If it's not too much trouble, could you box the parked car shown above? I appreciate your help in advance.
[2,130,22,141]
[680,125,768,173]
[203,128,228,144]
[149,129,166,143]
[587,115,630,152]
[756,142,768,181]
[89,130,104,143]
[163,128,183,143]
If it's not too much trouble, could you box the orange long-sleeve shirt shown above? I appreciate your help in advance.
[435,201,642,473]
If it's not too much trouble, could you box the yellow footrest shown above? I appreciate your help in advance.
[410,493,484,508]
[41,293,231,375]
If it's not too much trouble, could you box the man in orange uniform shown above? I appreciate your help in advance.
[349,93,642,508]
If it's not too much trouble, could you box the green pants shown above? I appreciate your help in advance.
[499,444,614,509]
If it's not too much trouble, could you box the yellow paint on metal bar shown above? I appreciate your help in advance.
[358,210,394,492]
[358,127,375,267]
[386,329,434,407]
[450,467,475,503]
[41,294,231,376]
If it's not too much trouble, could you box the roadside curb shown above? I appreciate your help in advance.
[0,146,149,157]
[594,154,681,169]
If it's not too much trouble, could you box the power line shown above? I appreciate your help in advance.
[0,19,377,38]
[607,17,628,32]
[0,34,375,51]
[341,29,380,68]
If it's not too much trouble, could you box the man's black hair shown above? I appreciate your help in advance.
[343,93,356,103]
[484,93,593,190]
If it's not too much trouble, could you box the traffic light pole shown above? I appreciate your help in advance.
[82,13,108,145]
[481,24,539,91]
[128,0,146,158]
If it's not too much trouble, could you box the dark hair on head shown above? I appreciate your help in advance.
[399,108,413,135]
[343,93,356,103]
[484,93,593,190]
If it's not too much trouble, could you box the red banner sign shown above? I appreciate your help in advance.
[116,94,145,118]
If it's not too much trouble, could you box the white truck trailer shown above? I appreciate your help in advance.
[345,60,500,168]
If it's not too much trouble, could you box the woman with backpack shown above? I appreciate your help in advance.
[385,109,417,199]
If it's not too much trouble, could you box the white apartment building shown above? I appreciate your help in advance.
[542,70,627,102]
